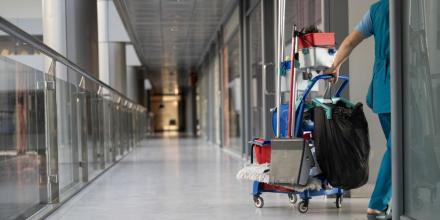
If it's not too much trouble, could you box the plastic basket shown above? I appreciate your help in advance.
[299,33,335,49]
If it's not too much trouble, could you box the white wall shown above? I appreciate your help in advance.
[126,44,141,66]
[0,0,43,35]
[97,0,130,43]
[348,0,387,197]
[6,55,45,72]
[0,0,42,18]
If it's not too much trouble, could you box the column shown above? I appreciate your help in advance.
[126,66,139,102]
[43,0,99,78]
[98,0,127,95]
[184,88,196,136]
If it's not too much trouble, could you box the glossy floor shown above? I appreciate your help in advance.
[46,138,369,220]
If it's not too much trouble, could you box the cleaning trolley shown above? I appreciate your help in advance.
[246,73,349,213]
[236,0,372,213]
[236,24,346,212]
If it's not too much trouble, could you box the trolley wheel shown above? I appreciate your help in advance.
[288,193,298,204]
[298,200,309,213]
[336,195,343,208]
[253,196,264,208]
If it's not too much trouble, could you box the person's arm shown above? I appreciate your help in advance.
[326,10,373,82]
[326,31,364,82]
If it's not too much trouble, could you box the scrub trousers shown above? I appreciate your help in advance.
[369,113,392,211]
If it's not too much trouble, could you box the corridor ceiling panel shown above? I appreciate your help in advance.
[115,0,234,77]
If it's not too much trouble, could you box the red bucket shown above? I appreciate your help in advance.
[299,32,335,49]
[252,138,271,164]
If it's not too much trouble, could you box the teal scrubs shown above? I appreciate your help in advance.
[356,0,391,211]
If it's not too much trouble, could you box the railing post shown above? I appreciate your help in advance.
[77,77,89,182]
[110,102,117,162]
[96,88,105,170]
[44,59,60,203]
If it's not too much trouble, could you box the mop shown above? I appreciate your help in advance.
[236,163,271,183]
[236,164,322,192]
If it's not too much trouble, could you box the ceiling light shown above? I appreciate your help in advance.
[170,26,177,32]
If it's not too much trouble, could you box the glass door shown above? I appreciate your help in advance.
[247,1,263,140]
[402,0,440,219]
[222,8,242,153]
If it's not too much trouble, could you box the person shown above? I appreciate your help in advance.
[325,0,391,219]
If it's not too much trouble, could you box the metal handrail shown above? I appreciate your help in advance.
[0,16,144,110]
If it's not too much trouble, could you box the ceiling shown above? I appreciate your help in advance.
[114,0,235,93]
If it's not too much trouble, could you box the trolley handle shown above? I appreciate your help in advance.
[301,74,349,102]
[293,74,349,138]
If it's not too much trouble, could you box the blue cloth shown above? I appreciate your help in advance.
[366,0,390,113]
[355,10,374,38]
[369,113,392,210]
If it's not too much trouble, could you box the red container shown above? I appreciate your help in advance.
[262,183,294,193]
[299,32,335,49]
[252,138,271,164]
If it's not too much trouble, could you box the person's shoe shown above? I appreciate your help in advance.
[385,208,392,220]
[367,206,391,220]
[367,213,388,219]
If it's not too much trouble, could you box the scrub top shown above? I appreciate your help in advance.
[354,0,390,114]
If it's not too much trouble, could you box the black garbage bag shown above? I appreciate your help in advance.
[314,102,370,190]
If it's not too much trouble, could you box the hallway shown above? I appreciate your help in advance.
[45,138,368,220]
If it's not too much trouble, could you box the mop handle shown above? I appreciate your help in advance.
[287,26,298,138]
[275,0,286,138]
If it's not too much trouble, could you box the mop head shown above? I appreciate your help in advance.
[236,163,271,183]
[236,164,322,192]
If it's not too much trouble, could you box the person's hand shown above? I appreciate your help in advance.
[324,64,340,83]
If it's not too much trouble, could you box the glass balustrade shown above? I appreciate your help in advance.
[0,55,46,220]
[0,19,147,219]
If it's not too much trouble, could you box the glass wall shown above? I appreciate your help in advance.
[197,44,222,145]
[208,48,222,145]
[285,0,322,30]
[285,0,323,59]
[197,59,209,140]
[195,0,325,157]
[247,1,263,139]
[402,0,440,219]
[222,8,242,153]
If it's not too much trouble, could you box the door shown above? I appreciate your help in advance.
[400,0,440,219]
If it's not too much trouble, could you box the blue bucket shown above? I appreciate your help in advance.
[271,104,289,137]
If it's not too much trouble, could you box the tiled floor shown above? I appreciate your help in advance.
[46,138,369,220]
